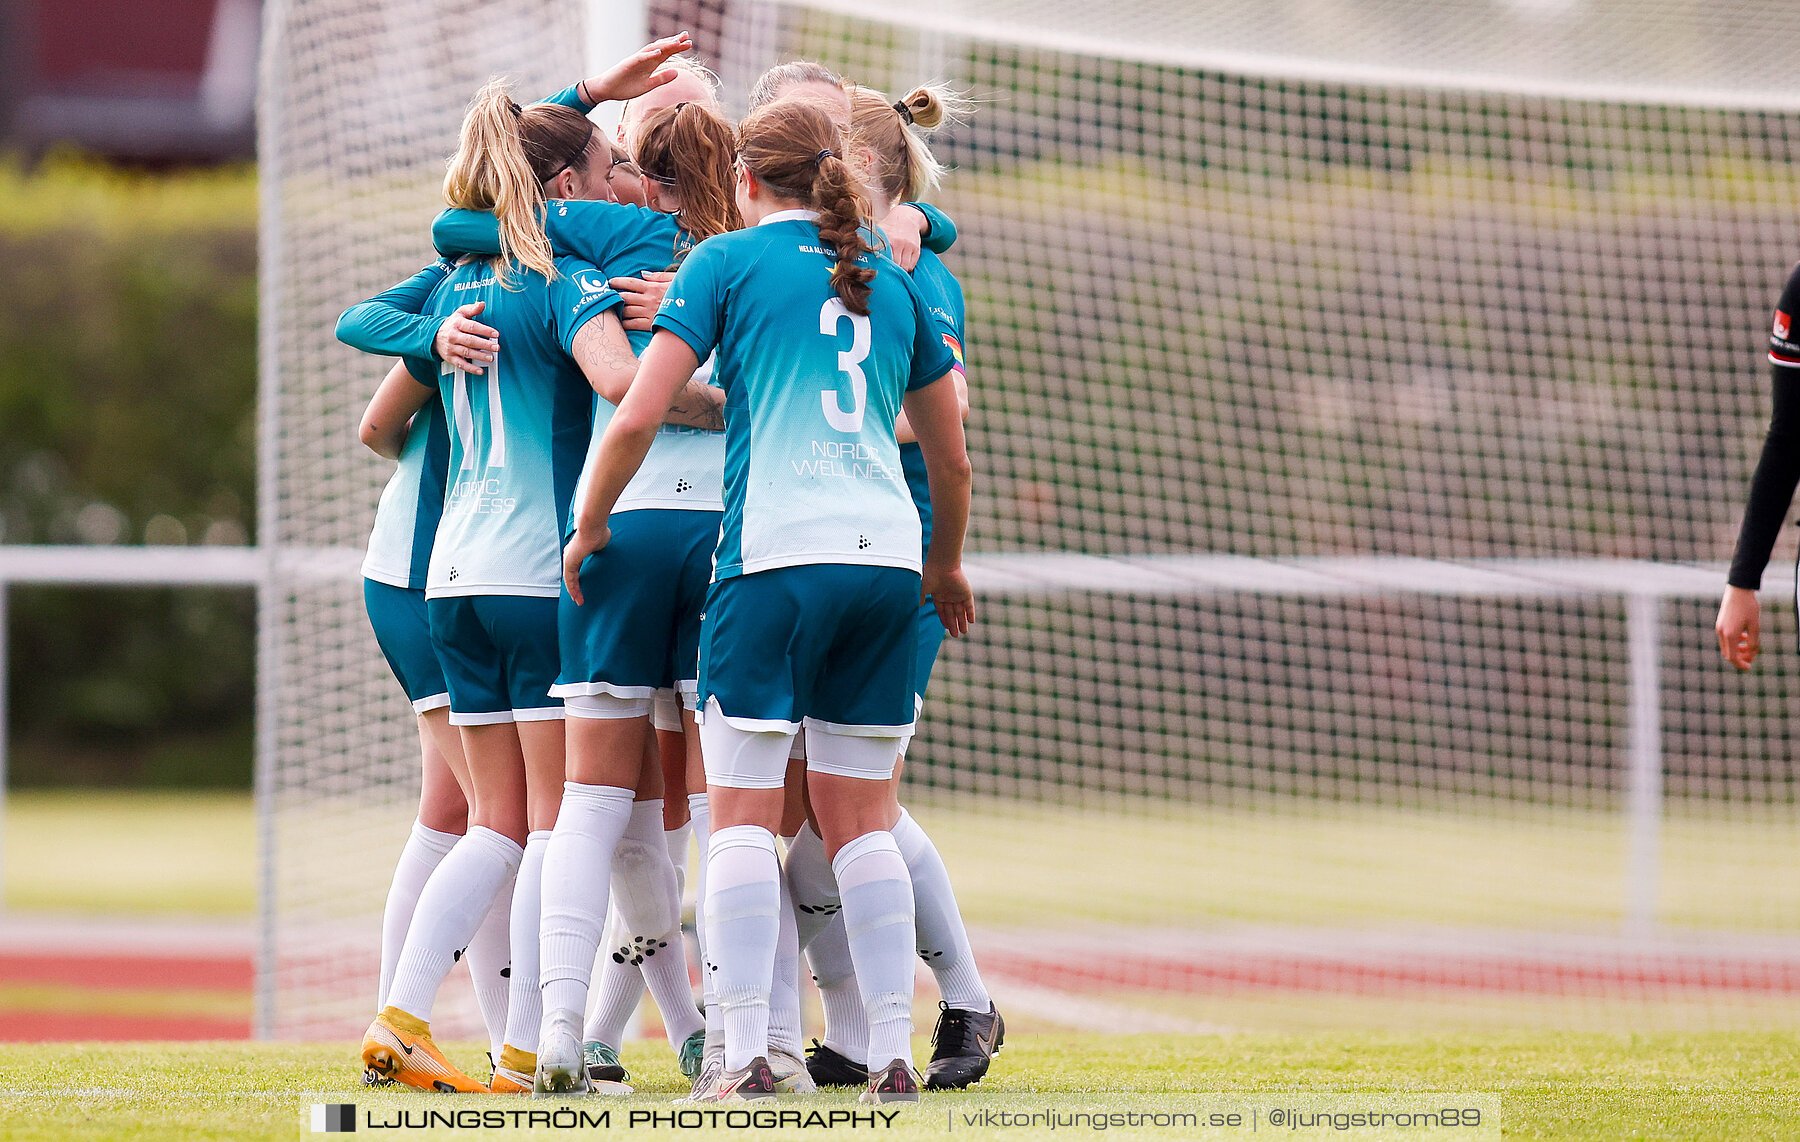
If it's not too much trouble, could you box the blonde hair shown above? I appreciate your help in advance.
[442,79,594,286]
[663,55,723,100]
[846,82,970,205]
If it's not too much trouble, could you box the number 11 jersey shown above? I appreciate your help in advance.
[406,254,619,598]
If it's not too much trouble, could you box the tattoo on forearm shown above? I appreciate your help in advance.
[666,379,726,431]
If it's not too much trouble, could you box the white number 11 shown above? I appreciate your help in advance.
[446,359,507,469]
[819,297,871,433]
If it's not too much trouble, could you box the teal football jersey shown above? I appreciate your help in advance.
[900,247,966,560]
[363,397,452,590]
[407,254,619,598]
[434,201,725,518]
[346,261,456,590]
[653,210,957,580]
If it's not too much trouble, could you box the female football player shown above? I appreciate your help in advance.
[783,80,1003,1093]
[430,100,745,1094]
[353,79,710,1095]
[561,96,972,1103]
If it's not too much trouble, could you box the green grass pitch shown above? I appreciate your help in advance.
[3,1034,1798,1141]
[8,795,1800,1137]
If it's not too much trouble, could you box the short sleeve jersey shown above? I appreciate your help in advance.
[362,397,452,589]
[653,210,957,580]
[900,248,966,560]
[434,201,725,517]
[408,253,618,598]
[1771,263,1800,368]
[354,261,455,589]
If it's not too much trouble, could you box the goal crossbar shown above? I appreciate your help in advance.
[0,546,1756,598]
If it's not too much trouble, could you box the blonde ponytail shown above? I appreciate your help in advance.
[847,82,971,205]
[442,79,559,287]
[894,83,972,131]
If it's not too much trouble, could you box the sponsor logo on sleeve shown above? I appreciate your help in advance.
[1776,311,1792,340]
[575,269,609,295]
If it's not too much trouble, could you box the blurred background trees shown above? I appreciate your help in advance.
[1,157,257,786]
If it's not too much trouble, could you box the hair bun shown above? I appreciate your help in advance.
[901,86,944,130]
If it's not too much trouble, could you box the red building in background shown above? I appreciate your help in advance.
[2,0,258,161]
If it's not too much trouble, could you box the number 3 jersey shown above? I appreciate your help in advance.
[653,209,958,580]
[403,253,619,598]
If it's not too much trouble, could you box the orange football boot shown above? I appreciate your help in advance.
[360,1006,487,1093]
[487,1046,537,1094]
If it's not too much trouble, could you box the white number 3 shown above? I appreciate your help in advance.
[819,297,872,433]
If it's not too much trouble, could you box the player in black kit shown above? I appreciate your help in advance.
[1717,262,1800,668]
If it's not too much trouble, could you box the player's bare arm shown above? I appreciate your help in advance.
[358,360,437,460]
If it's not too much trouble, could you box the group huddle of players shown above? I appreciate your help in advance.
[334,32,1000,1104]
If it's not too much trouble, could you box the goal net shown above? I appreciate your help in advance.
[259,0,1800,1039]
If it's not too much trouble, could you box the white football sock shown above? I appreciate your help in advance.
[537,783,635,1034]
[641,918,704,1050]
[656,817,703,1050]
[790,821,865,1063]
[892,808,991,1013]
[687,793,712,1014]
[378,820,458,1009]
[665,820,693,890]
[613,800,679,939]
[599,799,701,1048]
[623,815,704,1050]
[769,853,804,1059]
[384,825,522,1024]
[464,873,514,1063]
[501,830,550,1055]
[783,822,841,951]
[704,824,780,1071]
[808,912,868,1066]
[833,831,916,1072]
[587,907,643,1047]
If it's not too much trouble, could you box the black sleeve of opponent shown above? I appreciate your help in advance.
[1728,263,1800,589]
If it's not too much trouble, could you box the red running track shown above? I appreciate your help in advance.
[0,951,252,1041]
[11,942,1799,1041]
[982,948,1800,997]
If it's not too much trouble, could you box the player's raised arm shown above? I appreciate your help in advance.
[544,32,694,112]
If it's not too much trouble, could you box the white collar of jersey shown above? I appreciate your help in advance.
[757,208,820,226]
